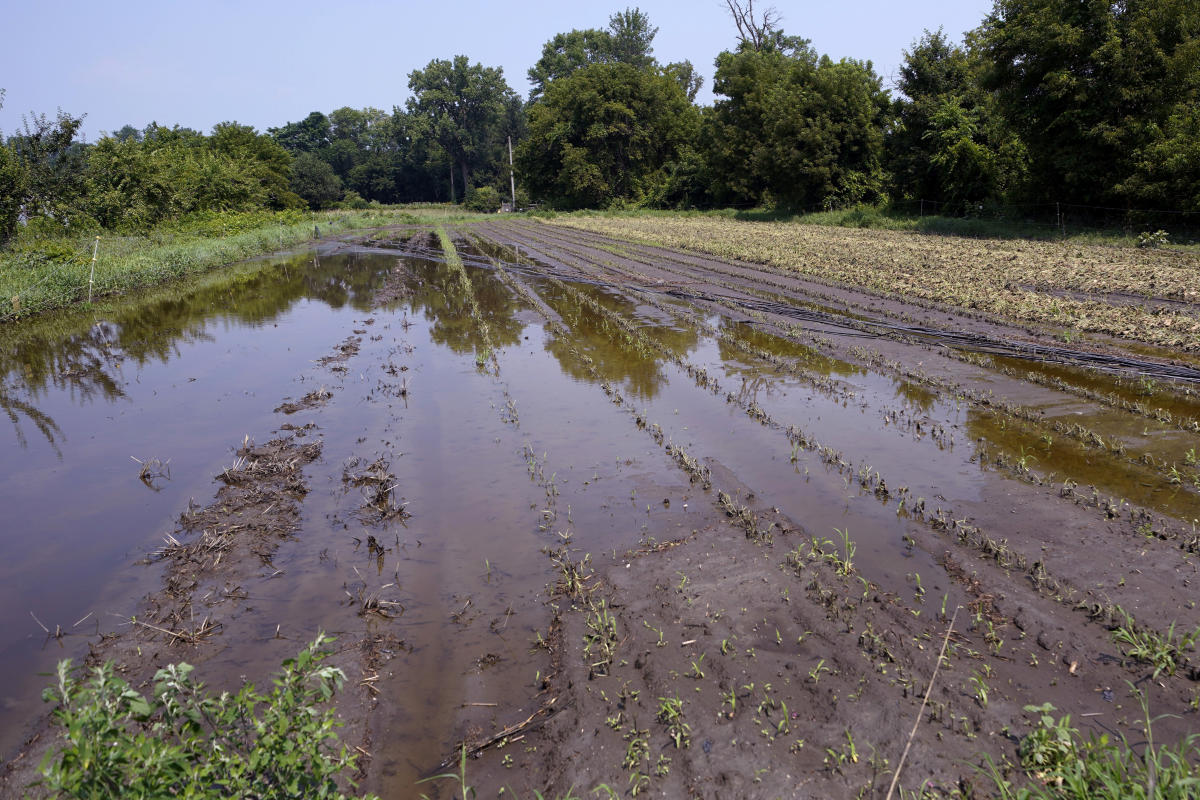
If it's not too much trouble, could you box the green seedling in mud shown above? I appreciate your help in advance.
[809,659,831,683]
[656,695,690,749]
[722,688,737,718]
[720,638,734,656]
[622,726,650,770]
[830,527,856,576]
[419,745,471,800]
[654,754,671,777]
[689,654,706,679]
[969,672,990,708]
[583,600,619,676]
[1111,611,1200,678]
[910,572,925,602]
[643,619,666,647]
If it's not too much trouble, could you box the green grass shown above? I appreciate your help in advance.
[0,207,416,322]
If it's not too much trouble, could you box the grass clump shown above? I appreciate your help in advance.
[984,692,1200,799]
[37,634,376,800]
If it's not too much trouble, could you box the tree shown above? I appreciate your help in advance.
[407,56,520,201]
[706,37,891,208]
[269,111,332,154]
[527,7,660,101]
[0,90,26,242]
[517,62,700,208]
[290,152,342,209]
[7,107,87,226]
[724,0,783,52]
[977,0,1200,207]
[886,29,1025,208]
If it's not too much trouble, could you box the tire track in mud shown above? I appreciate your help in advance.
[451,232,1200,798]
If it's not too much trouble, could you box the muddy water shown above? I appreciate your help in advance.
[0,248,390,754]
[6,230,1200,794]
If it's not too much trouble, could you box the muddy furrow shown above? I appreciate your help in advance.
[472,226,1200,660]
[451,232,1200,800]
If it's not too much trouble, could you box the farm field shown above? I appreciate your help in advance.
[2,218,1199,798]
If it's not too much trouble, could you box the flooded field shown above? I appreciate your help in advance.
[3,221,1199,797]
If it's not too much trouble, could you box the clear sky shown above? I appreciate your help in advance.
[0,0,995,140]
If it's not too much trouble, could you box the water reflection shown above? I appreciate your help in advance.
[0,250,388,452]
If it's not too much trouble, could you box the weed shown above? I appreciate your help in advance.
[1111,610,1199,678]
[39,635,378,800]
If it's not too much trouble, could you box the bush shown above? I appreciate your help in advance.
[38,635,377,800]
[464,185,503,213]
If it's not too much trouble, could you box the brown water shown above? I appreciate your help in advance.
[4,233,1199,794]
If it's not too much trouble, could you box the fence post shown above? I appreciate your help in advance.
[88,236,100,303]
[1056,202,1065,238]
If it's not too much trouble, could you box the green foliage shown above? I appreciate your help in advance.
[706,36,891,209]
[290,152,344,210]
[407,56,522,201]
[518,63,700,208]
[0,140,25,243]
[887,29,1025,209]
[977,0,1200,209]
[527,8,659,101]
[5,107,88,231]
[464,185,503,213]
[84,122,302,230]
[985,694,1200,799]
[37,635,377,800]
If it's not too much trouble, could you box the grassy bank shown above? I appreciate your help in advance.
[0,208,416,323]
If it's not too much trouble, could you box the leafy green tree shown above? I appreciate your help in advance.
[527,7,660,101]
[706,36,891,208]
[269,111,332,154]
[407,57,521,201]
[289,151,342,209]
[517,62,700,208]
[0,90,26,243]
[887,29,1025,209]
[6,107,88,227]
[977,0,1200,207]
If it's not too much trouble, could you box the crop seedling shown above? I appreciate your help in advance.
[656,695,691,748]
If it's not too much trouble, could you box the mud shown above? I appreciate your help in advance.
[3,222,1199,799]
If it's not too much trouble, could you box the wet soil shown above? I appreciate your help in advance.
[2,222,1199,799]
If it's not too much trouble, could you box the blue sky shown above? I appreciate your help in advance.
[1,0,994,140]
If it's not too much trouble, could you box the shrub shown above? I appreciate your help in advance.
[464,185,503,213]
[37,635,377,800]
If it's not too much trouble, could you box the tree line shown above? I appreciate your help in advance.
[2,0,1198,243]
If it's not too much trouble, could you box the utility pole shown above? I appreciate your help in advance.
[508,136,517,211]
